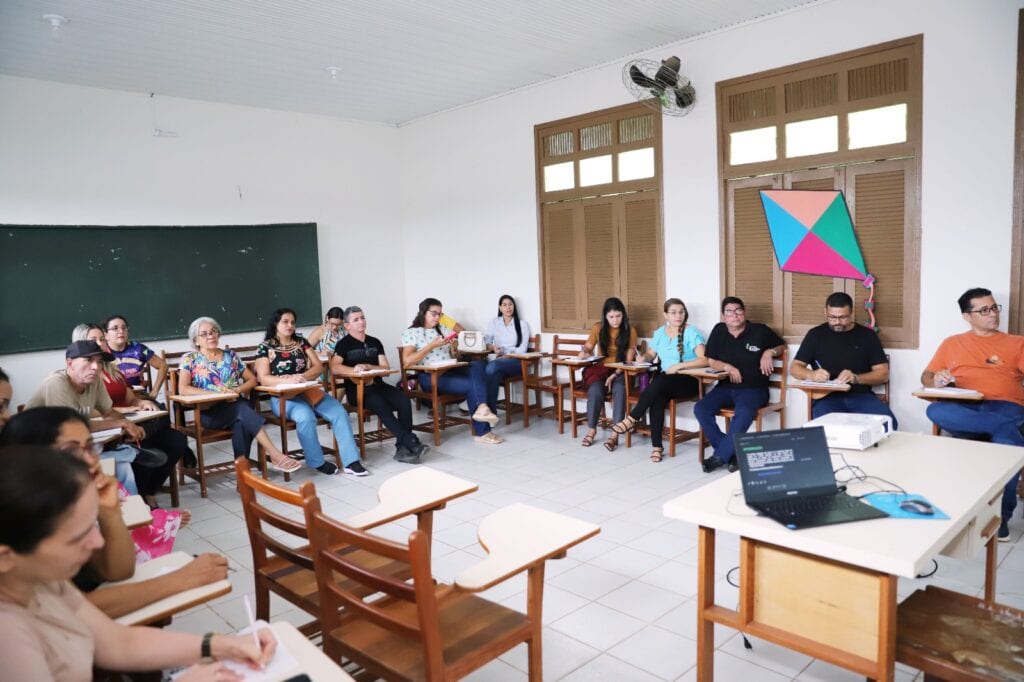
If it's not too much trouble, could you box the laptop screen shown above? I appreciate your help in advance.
[734,427,839,505]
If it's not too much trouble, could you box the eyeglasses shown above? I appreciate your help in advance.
[968,305,1002,316]
[426,310,442,317]
[826,314,851,322]
[57,442,104,459]
[106,325,129,333]
[197,330,220,338]
[723,308,745,317]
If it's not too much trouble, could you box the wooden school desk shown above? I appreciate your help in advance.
[663,432,1024,681]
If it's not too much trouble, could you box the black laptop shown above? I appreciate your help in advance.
[734,426,888,529]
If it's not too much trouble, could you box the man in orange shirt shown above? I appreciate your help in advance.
[922,287,1024,541]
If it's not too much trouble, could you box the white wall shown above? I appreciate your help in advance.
[398,0,1024,433]
[0,75,403,408]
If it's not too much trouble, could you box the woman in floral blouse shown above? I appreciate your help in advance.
[178,316,299,473]
[254,308,365,477]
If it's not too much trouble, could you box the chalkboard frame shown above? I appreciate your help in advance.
[0,223,323,354]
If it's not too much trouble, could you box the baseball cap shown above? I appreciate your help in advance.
[65,340,114,361]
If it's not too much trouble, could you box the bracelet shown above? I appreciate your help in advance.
[200,632,216,664]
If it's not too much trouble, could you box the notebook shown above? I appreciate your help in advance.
[734,426,888,530]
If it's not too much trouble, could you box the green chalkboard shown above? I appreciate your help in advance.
[0,224,322,354]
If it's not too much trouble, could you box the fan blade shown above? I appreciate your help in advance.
[629,64,663,93]
[654,56,681,88]
[674,84,696,109]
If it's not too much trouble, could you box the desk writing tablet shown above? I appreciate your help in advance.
[913,386,984,400]
[170,392,239,405]
[121,494,154,529]
[103,551,232,625]
[345,466,477,530]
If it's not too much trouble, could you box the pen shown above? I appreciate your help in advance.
[193,553,236,572]
[243,594,262,663]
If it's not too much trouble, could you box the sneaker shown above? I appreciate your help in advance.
[393,446,420,464]
[998,520,1010,542]
[316,462,339,476]
[412,441,430,458]
[701,455,724,474]
[344,461,369,477]
[727,459,739,473]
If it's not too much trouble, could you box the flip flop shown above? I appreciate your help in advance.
[473,432,505,444]
[269,458,302,473]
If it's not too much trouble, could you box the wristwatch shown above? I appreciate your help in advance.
[200,632,216,664]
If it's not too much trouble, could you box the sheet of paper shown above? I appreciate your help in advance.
[917,386,982,397]
[425,359,458,367]
[790,379,847,388]
[126,410,169,422]
[274,381,322,389]
[170,622,299,681]
[563,355,602,364]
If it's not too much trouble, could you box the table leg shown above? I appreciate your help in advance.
[520,359,531,428]
[697,526,716,682]
[624,376,633,449]
[356,380,366,458]
[526,564,546,681]
[984,533,997,603]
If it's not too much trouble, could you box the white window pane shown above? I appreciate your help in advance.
[785,115,838,157]
[543,161,574,191]
[848,103,907,149]
[618,148,655,181]
[729,127,777,165]
[579,155,612,186]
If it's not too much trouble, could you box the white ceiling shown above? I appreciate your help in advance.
[0,0,821,126]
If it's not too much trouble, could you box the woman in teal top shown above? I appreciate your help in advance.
[611,298,708,462]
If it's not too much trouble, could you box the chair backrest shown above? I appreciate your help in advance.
[525,333,540,353]
[303,493,445,675]
[878,353,891,404]
[768,348,789,402]
[551,335,587,359]
[235,458,317,572]
[162,349,192,398]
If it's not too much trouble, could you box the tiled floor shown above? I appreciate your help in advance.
[166,416,1024,681]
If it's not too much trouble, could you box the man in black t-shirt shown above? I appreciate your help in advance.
[790,292,897,428]
[695,297,786,473]
[330,306,427,464]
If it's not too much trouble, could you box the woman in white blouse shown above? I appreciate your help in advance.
[483,295,531,415]
[400,298,503,444]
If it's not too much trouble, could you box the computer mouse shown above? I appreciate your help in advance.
[899,499,934,515]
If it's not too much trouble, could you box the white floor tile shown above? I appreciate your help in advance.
[608,625,698,680]
[550,602,646,651]
[597,579,686,622]
[559,653,664,681]
[549,562,633,600]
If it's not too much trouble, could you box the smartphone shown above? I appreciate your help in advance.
[281,675,312,682]
[445,332,458,341]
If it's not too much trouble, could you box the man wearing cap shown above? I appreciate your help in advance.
[26,340,146,440]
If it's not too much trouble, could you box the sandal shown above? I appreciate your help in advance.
[581,431,595,447]
[650,447,664,463]
[269,457,302,473]
[604,435,619,452]
[474,432,505,445]
[612,415,638,435]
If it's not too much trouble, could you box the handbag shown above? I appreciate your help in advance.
[458,331,487,353]
[582,363,613,389]
[302,386,327,407]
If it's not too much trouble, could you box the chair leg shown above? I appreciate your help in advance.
[255,581,270,622]
[169,464,180,508]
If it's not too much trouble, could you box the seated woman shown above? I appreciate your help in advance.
[579,297,637,451]
[400,298,502,445]
[103,314,168,399]
[307,306,346,357]
[255,308,366,477]
[0,445,274,680]
[74,323,189,507]
[611,298,707,462]
[331,306,426,464]
[178,316,300,473]
[0,408,230,622]
[483,294,532,414]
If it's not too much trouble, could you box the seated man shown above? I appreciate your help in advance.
[331,305,427,464]
[695,296,786,473]
[790,292,897,428]
[922,287,1024,541]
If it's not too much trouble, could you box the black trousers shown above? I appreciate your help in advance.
[135,415,188,496]
[629,373,699,448]
[349,382,417,449]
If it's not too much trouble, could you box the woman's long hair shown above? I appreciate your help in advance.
[411,298,443,329]
[598,297,631,363]
[496,294,522,348]
[263,307,302,347]
[664,298,689,360]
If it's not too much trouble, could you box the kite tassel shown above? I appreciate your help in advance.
[862,275,878,332]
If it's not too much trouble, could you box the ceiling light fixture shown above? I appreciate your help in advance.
[325,66,341,83]
[42,14,68,40]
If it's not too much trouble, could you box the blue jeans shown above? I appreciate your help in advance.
[270,394,359,467]
[694,384,769,463]
[419,361,490,436]
[102,444,139,495]
[812,392,898,430]
[927,399,1024,521]
[485,357,523,410]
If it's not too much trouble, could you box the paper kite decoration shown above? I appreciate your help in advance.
[758,189,878,331]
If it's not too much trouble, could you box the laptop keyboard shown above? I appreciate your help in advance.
[762,494,862,517]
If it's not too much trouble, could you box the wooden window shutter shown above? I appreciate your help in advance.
[582,199,618,326]
[781,169,844,340]
[846,158,917,347]
[619,194,663,336]
[727,175,782,329]
[541,204,582,329]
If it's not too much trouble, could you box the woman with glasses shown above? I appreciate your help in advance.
[0,444,273,680]
[73,323,190,507]
[178,316,300,473]
[307,306,346,357]
[611,298,707,462]
[103,315,169,400]
[401,298,502,444]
